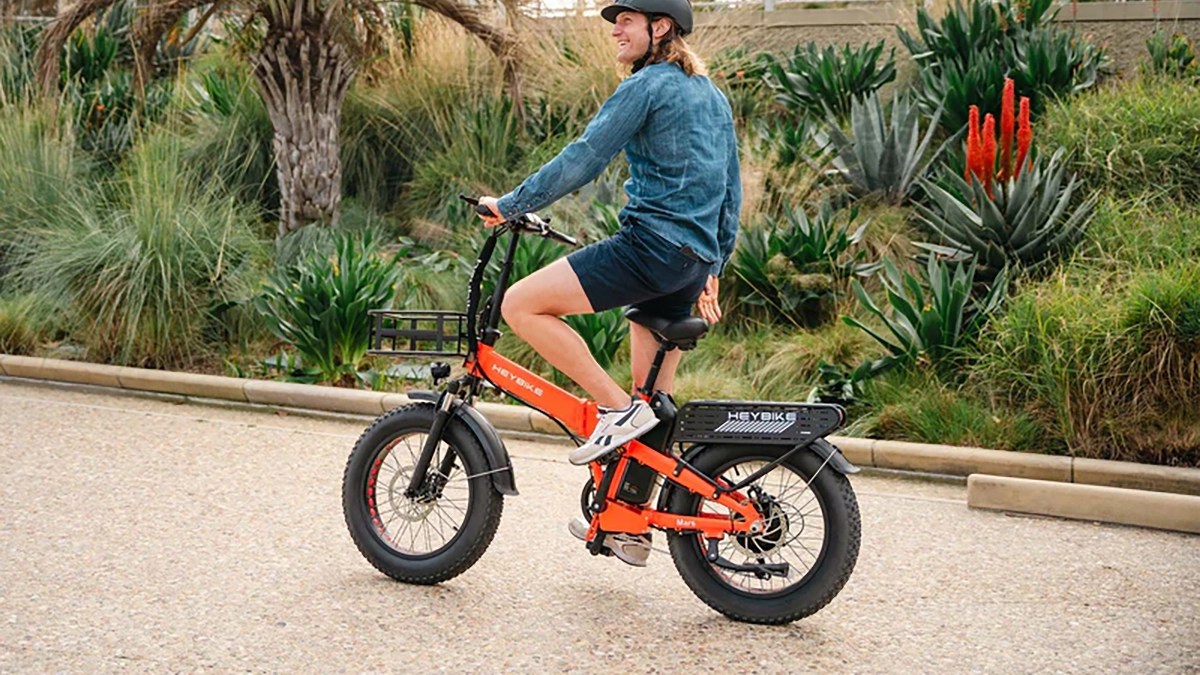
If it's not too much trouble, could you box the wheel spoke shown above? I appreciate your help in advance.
[691,458,832,596]
[367,431,473,557]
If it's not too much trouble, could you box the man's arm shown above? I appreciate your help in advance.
[713,128,742,277]
[495,77,653,220]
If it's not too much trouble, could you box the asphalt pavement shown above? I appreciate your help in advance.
[1,378,1197,673]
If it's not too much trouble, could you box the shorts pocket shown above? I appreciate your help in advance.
[627,226,698,278]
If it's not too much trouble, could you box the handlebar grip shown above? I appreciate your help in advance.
[475,204,494,217]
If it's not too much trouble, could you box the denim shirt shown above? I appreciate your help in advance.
[496,62,741,276]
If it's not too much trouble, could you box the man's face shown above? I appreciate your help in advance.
[612,11,669,65]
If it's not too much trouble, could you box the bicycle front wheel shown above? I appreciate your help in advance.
[342,403,503,584]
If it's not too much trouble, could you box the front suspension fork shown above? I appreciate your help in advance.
[405,392,458,498]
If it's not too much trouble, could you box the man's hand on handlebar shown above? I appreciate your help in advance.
[476,196,504,228]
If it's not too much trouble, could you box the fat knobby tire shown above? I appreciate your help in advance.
[666,445,861,625]
[342,403,504,584]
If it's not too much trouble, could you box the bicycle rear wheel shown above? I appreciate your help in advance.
[666,444,860,624]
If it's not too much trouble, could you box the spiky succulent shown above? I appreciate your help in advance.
[731,201,874,328]
[845,256,1009,370]
[817,92,954,205]
[916,147,1096,283]
[761,40,897,120]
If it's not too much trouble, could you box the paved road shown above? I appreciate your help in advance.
[1,378,1197,673]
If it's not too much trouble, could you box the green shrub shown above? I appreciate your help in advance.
[916,148,1096,284]
[709,48,774,129]
[60,0,173,167]
[899,0,1106,132]
[256,230,402,386]
[341,88,415,216]
[0,24,37,106]
[859,368,1054,452]
[730,200,873,328]
[0,292,65,355]
[753,321,881,400]
[564,310,629,372]
[846,256,1009,371]
[183,59,277,216]
[972,265,1200,465]
[761,40,896,120]
[1142,29,1199,81]
[0,106,88,279]
[17,133,264,367]
[1039,77,1200,201]
[817,92,952,205]
[403,97,531,227]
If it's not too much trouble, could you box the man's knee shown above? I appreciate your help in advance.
[501,279,541,330]
[500,289,523,329]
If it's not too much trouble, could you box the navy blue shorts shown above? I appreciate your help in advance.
[567,222,711,321]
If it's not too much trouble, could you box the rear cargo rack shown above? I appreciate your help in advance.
[367,310,469,358]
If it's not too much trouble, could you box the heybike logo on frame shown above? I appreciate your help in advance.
[713,410,798,435]
[490,363,544,398]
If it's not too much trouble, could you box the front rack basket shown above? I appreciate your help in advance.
[368,310,469,358]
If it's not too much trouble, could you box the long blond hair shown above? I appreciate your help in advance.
[646,20,707,77]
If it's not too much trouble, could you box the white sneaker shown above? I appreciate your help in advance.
[567,517,651,567]
[568,399,659,465]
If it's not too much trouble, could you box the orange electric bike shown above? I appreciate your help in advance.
[342,197,861,624]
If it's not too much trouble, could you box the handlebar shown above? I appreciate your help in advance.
[460,194,578,247]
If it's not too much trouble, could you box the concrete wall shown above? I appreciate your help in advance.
[695,1,1200,77]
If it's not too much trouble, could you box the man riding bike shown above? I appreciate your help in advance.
[477,0,742,566]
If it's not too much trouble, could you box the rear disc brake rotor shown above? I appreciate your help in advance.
[734,501,791,556]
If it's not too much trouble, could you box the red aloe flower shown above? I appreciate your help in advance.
[1015,96,1032,177]
[1000,79,1015,181]
[966,105,982,183]
[981,113,997,199]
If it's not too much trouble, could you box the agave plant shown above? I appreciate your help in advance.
[898,0,1106,132]
[731,201,874,328]
[845,256,1009,369]
[1143,30,1200,81]
[916,148,1096,284]
[1008,28,1104,105]
[761,40,896,120]
[817,93,952,205]
[565,310,629,371]
[256,230,402,386]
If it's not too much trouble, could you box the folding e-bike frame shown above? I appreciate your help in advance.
[368,199,857,576]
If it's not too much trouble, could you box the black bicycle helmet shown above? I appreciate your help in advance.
[601,0,694,36]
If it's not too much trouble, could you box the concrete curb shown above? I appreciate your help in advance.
[4,355,1199,498]
[968,474,1200,535]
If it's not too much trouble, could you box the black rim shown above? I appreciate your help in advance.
[689,455,831,597]
[364,431,473,559]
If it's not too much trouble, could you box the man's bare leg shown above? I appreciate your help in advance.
[501,258,630,409]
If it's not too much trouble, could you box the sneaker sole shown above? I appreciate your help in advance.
[568,418,660,466]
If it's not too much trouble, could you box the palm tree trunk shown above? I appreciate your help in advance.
[33,0,118,99]
[250,0,355,233]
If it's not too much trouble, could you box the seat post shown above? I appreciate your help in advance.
[638,340,675,397]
